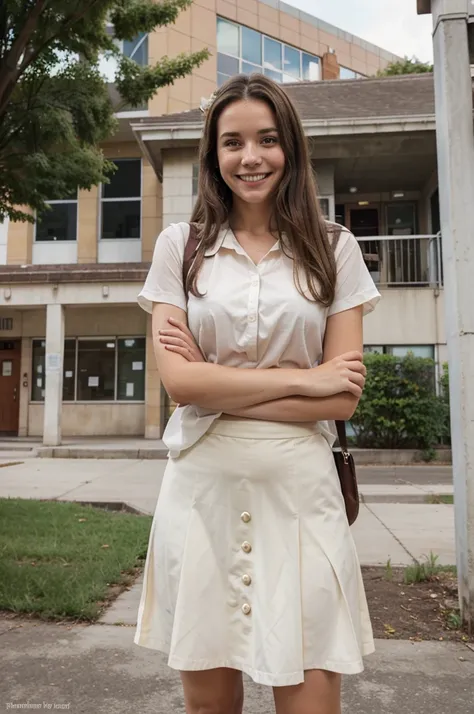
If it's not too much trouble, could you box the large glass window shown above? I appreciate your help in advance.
[31,337,146,402]
[340,66,365,80]
[101,158,141,239]
[99,26,148,83]
[31,339,77,402]
[217,17,320,87]
[117,338,146,401]
[364,345,435,359]
[35,191,78,242]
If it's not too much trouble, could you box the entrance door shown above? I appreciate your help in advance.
[0,340,21,434]
[348,207,381,282]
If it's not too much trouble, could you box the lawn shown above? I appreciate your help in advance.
[0,498,152,622]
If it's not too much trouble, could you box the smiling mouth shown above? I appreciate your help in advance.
[237,173,271,183]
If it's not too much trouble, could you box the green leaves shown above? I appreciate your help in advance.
[0,0,210,222]
[376,56,433,77]
[351,353,450,450]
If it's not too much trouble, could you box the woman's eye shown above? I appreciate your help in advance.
[262,136,278,145]
[224,140,240,147]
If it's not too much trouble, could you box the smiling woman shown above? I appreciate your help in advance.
[134,73,380,714]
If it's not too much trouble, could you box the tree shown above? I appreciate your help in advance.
[0,0,209,223]
[377,56,433,76]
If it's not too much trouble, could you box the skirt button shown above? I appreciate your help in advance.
[241,541,252,553]
[241,511,251,523]
[242,574,252,586]
[242,603,252,615]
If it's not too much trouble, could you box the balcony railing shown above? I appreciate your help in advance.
[356,234,443,288]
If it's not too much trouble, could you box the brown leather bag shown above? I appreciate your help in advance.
[182,223,359,526]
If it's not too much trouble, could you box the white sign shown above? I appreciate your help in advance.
[88,376,99,387]
[46,353,61,371]
[37,378,42,388]
[65,371,73,378]
[126,382,134,397]
[132,361,143,371]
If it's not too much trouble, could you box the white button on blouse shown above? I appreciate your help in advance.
[138,222,381,457]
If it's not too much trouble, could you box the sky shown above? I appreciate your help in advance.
[285,0,434,62]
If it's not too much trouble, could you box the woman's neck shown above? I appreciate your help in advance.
[229,199,276,235]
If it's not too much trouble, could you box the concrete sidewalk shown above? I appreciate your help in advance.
[1,616,473,714]
[0,457,469,713]
[0,457,455,566]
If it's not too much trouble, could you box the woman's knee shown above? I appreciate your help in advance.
[181,668,244,714]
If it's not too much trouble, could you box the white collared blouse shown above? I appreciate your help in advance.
[138,222,381,457]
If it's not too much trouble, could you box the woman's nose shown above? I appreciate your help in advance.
[241,144,262,166]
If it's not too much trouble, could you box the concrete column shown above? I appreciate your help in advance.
[144,314,162,439]
[43,304,65,446]
[419,0,474,630]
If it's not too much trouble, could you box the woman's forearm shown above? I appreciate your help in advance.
[224,393,359,422]
[165,362,309,411]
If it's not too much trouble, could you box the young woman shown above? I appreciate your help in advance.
[134,74,380,714]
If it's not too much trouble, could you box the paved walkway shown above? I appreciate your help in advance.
[1,457,468,713]
[0,458,456,565]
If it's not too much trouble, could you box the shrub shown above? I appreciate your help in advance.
[351,352,449,449]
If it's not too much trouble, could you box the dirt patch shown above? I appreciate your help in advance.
[363,566,473,643]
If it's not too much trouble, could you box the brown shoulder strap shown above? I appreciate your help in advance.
[182,222,200,290]
[328,223,347,447]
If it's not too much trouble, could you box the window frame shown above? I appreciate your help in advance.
[30,335,146,404]
[216,17,320,86]
[99,157,142,241]
[33,194,79,243]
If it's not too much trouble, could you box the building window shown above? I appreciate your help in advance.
[99,26,148,82]
[101,158,141,239]
[340,66,365,80]
[364,345,435,359]
[217,17,320,86]
[30,337,146,402]
[31,339,76,401]
[35,191,78,242]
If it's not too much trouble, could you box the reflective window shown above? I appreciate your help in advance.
[99,26,148,83]
[242,26,262,65]
[35,188,78,242]
[101,158,141,239]
[31,339,78,402]
[264,37,282,72]
[217,17,320,85]
[283,44,300,79]
[303,52,321,81]
[217,18,239,56]
[340,66,365,80]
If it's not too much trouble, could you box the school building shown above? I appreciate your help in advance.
[0,0,443,443]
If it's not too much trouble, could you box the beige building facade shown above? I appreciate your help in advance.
[1,0,439,443]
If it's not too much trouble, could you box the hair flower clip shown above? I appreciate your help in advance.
[200,90,218,116]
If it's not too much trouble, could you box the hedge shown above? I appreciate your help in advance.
[351,353,450,450]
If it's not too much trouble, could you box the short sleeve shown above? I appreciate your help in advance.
[327,229,381,317]
[137,222,189,314]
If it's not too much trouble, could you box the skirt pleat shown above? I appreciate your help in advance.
[134,418,375,687]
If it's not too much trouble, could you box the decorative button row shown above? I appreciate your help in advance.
[242,603,251,615]
[241,511,251,523]
[241,541,252,553]
[242,573,251,586]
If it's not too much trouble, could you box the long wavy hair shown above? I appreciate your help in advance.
[188,73,337,305]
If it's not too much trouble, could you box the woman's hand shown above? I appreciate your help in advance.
[302,351,366,399]
[158,317,206,363]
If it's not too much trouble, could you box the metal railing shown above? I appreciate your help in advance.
[355,233,443,288]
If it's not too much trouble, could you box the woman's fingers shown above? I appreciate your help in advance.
[163,344,193,360]
[167,317,194,339]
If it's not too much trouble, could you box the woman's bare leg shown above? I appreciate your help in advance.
[273,670,341,714]
[180,667,244,714]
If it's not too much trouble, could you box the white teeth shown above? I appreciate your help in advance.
[239,174,267,182]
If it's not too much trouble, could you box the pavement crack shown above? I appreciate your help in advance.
[363,502,416,563]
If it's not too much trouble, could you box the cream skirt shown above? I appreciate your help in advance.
[134,418,375,687]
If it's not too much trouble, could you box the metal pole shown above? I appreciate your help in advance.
[418,0,474,630]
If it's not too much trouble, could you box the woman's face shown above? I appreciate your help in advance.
[216,99,285,206]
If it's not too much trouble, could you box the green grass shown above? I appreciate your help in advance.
[426,494,454,505]
[404,551,457,585]
[0,498,152,622]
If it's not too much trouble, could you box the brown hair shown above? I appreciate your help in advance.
[188,73,337,305]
